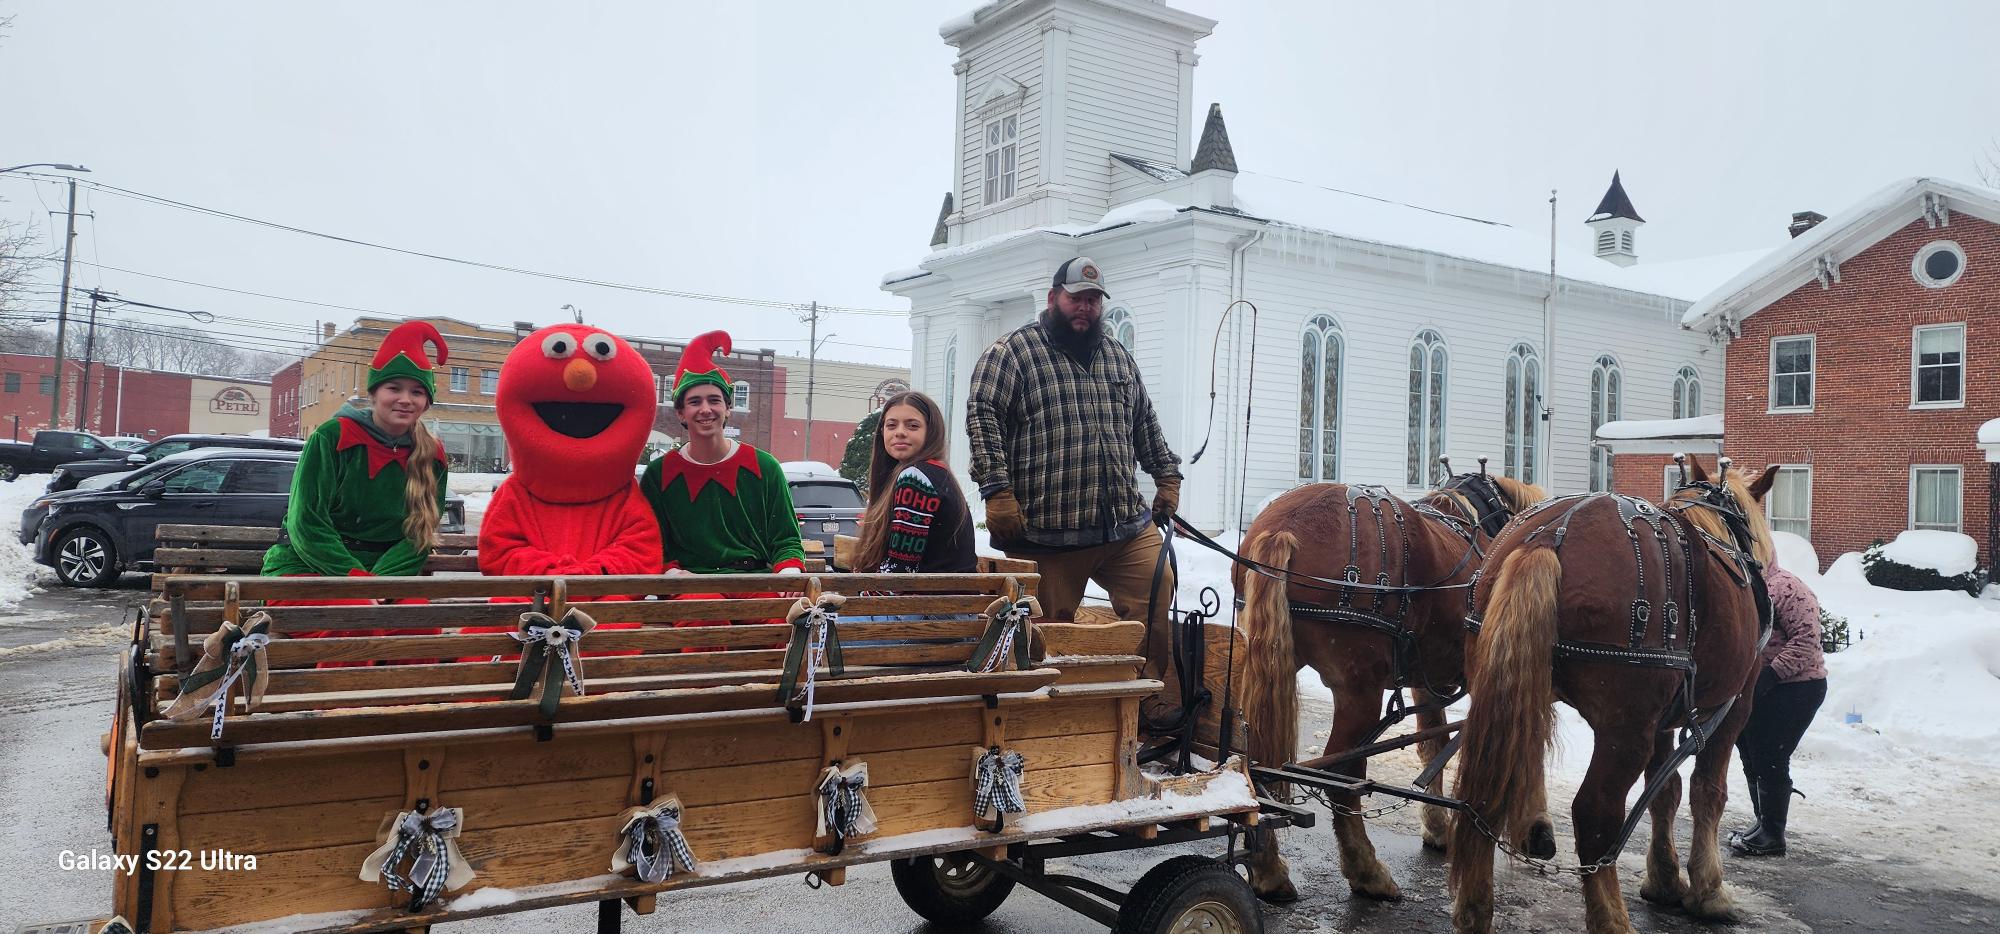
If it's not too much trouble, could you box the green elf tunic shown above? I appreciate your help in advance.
[262,405,450,577]
[640,442,806,574]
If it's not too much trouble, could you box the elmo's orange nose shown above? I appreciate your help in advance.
[563,358,597,392]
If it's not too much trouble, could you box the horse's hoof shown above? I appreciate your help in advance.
[1525,820,1557,860]
[1639,873,1688,906]
[1255,877,1300,904]
[1683,886,1740,921]
[1348,870,1403,902]
[1422,827,1450,852]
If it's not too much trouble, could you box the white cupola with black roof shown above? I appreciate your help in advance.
[1586,171,1645,266]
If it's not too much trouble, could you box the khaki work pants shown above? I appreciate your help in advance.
[1008,527,1182,707]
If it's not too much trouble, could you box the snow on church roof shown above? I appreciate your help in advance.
[1229,173,1761,302]
[890,173,1764,303]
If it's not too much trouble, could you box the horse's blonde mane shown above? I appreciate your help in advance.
[1670,470,1774,565]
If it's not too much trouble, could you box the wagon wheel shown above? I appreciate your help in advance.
[890,851,1016,924]
[1116,855,1261,934]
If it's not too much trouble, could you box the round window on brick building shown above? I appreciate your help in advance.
[1912,240,1966,288]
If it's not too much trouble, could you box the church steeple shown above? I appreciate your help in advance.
[1586,171,1644,266]
[1191,103,1237,174]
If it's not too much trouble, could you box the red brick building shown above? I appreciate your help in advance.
[1607,177,2000,569]
[0,352,273,441]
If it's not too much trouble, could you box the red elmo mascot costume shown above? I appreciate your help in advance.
[481,325,663,576]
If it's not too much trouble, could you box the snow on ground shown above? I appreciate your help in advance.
[1877,528,1979,576]
[448,471,509,531]
[0,473,57,609]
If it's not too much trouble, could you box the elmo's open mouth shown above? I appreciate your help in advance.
[532,402,624,439]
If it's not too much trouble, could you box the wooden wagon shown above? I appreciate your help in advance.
[91,553,1292,933]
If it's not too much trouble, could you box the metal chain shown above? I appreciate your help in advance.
[1286,784,1414,820]
[1463,805,1622,877]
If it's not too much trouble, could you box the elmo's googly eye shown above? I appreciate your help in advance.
[583,335,617,361]
[541,332,578,359]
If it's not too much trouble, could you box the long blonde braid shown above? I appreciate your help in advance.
[401,419,442,550]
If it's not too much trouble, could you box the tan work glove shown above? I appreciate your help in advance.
[1152,476,1181,521]
[985,490,1026,546]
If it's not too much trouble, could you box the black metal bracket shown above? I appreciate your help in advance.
[596,897,623,934]
[534,723,554,742]
[134,823,159,934]
[213,746,235,769]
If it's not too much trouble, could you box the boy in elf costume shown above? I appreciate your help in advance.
[641,331,807,576]
[264,321,451,663]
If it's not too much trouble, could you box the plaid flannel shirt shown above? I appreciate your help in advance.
[968,318,1181,547]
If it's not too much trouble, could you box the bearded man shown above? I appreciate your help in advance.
[966,256,1184,726]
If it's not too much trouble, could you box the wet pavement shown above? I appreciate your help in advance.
[3,581,1995,932]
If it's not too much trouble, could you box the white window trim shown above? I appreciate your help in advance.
[480,369,498,396]
[1766,464,1813,538]
[732,380,751,413]
[980,112,1019,208]
[1299,314,1343,484]
[449,366,469,394]
[1909,322,1966,409]
[1673,365,1702,419]
[1406,330,1448,489]
[1767,334,1816,414]
[1912,239,1967,289]
[1908,464,1964,532]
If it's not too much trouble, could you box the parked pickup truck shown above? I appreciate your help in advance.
[0,429,116,482]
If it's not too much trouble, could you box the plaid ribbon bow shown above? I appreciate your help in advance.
[967,595,1041,673]
[778,592,847,721]
[363,807,470,912]
[973,747,1028,827]
[163,612,273,742]
[508,608,596,718]
[614,799,698,883]
[814,762,876,856]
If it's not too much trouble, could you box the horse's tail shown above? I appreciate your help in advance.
[1449,546,1561,892]
[1240,530,1300,780]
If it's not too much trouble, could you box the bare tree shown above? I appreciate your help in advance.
[1980,138,2000,190]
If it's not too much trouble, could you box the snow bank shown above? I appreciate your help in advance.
[1771,530,1820,577]
[0,474,56,608]
[1877,529,1979,576]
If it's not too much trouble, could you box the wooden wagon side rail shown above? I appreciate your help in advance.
[158,571,1037,601]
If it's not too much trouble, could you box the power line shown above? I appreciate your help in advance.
[10,173,911,316]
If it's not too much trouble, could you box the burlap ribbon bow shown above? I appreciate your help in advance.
[611,796,699,883]
[508,607,596,718]
[163,611,273,742]
[778,591,847,721]
[967,595,1042,673]
[359,807,474,911]
[814,761,876,856]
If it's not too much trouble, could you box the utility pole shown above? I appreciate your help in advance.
[51,176,79,427]
[78,288,114,431]
[1542,189,1558,478]
[802,300,819,461]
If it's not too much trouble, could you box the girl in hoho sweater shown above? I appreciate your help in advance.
[851,391,976,575]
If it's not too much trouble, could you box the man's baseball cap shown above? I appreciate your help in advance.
[1051,256,1110,298]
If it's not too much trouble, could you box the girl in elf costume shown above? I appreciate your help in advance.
[263,321,451,663]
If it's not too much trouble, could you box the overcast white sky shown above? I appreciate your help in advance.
[4,1,1998,372]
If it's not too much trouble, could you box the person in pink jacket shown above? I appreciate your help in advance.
[1730,549,1829,857]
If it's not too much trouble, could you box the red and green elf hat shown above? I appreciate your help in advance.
[671,330,734,406]
[369,320,450,398]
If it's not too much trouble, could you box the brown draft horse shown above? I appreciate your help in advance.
[1237,470,1545,902]
[1449,461,1777,934]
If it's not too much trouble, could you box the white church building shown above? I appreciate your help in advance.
[883,0,1758,532]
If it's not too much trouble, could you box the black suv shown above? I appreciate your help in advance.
[21,448,466,587]
[47,433,305,492]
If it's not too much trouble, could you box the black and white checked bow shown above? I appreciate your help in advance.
[508,608,596,718]
[815,762,874,856]
[967,595,1041,673]
[974,747,1027,826]
[377,809,461,911]
[616,800,698,883]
